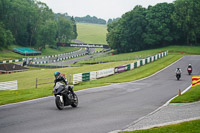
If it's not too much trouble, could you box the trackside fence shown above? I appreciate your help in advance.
[0,80,18,90]
[73,51,168,84]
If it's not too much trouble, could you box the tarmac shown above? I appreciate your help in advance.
[110,98,200,133]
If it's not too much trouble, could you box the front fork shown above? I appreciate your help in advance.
[57,95,64,103]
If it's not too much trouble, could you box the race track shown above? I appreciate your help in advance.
[0,55,200,133]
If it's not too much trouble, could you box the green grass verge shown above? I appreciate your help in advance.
[161,45,200,55]
[171,85,200,103]
[0,87,52,105]
[124,119,200,133]
[78,49,160,64]
[76,23,107,44]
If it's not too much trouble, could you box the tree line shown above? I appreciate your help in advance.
[75,15,106,25]
[107,0,200,53]
[0,0,77,50]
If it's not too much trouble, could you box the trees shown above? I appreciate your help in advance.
[71,16,78,39]
[172,0,200,45]
[0,22,15,49]
[57,16,74,43]
[107,6,147,52]
[0,0,77,50]
[106,0,200,53]
[75,15,106,24]
[143,3,175,48]
[37,20,57,49]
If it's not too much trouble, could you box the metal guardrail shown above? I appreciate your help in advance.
[0,80,18,90]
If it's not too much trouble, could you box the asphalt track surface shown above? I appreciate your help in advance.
[0,55,200,133]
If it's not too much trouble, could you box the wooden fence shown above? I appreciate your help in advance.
[36,73,71,88]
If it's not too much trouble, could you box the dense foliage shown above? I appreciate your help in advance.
[107,0,200,53]
[75,15,106,25]
[0,0,77,50]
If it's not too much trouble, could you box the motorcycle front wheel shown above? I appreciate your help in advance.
[55,96,64,110]
[71,94,78,108]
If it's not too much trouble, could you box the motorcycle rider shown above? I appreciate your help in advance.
[188,64,192,69]
[175,68,182,74]
[54,71,75,96]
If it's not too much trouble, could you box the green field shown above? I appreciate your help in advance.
[76,23,107,44]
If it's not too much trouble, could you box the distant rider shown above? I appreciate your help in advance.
[54,71,75,95]
[188,64,192,69]
[175,68,182,74]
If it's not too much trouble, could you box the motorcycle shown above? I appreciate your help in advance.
[187,67,192,75]
[53,82,78,110]
[176,73,181,80]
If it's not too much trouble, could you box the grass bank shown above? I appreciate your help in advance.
[171,85,200,103]
[124,119,200,133]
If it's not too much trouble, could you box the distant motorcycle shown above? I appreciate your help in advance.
[53,82,78,110]
[176,73,181,80]
[187,67,192,75]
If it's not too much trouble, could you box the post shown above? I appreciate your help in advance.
[69,74,71,83]
[179,89,181,96]
[36,78,38,88]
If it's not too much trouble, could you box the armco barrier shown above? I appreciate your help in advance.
[96,68,114,78]
[82,72,90,82]
[0,80,18,90]
[90,71,97,80]
[73,73,82,84]
[72,51,168,84]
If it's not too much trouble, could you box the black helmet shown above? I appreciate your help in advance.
[54,71,60,79]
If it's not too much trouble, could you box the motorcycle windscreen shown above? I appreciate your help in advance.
[55,86,65,94]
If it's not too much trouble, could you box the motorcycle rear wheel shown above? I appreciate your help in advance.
[55,96,64,110]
